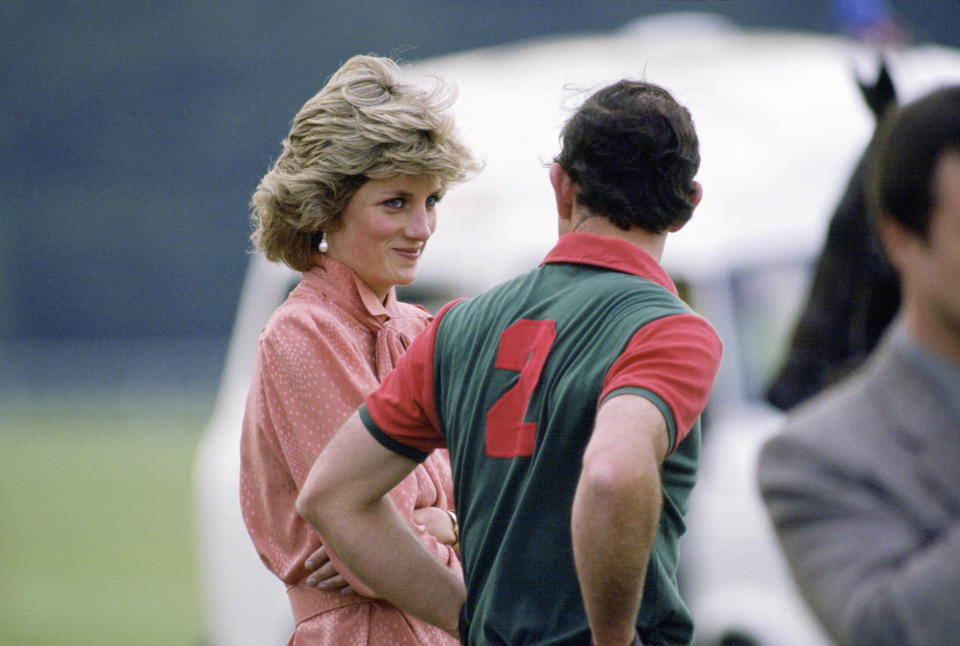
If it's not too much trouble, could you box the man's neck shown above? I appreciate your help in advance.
[903,306,960,366]
[569,212,667,262]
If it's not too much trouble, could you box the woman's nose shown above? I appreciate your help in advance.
[406,208,435,241]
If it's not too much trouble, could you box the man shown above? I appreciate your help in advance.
[758,85,960,646]
[297,80,723,646]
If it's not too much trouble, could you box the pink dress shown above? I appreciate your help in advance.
[239,254,460,646]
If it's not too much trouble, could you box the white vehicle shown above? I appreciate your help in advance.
[193,13,960,646]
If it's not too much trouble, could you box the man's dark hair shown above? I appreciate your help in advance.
[869,85,960,240]
[555,80,700,232]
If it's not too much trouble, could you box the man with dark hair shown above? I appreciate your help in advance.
[759,85,960,646]
[296,79,723,646]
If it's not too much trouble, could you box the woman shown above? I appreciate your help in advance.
[239,55,478,645]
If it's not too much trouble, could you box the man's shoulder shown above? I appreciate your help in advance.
[776,338,918,442]
[790,370,874,427]
[758,360,893,483]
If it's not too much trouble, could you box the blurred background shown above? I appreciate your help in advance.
[3,1,960,645]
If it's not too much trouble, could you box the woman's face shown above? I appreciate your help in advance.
[325,175,442,301]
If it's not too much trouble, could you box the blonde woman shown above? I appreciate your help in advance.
[240,55,478,645]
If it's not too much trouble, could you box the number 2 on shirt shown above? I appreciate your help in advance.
[485,319,557,457]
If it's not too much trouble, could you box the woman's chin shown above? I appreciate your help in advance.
[393,269,419,288]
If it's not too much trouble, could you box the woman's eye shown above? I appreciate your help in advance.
[426,195,441,208]
[384,197,405,209]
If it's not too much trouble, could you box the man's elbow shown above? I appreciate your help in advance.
[296,477,331,529]
[580,455,651,500]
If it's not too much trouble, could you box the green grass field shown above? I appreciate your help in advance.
[0,394,213,646]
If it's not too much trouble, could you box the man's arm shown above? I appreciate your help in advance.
[572,394,668,646]
[296,411,465,636]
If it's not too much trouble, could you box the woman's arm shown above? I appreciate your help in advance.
[244,310,385,594]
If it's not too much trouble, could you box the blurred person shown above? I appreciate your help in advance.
[758,85,960,646]
[240,54,478,646]
[297,79,723,646]
[766,60,901,410]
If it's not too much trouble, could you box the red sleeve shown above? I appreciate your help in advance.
[361,299,464,457]
[600,313,722,453]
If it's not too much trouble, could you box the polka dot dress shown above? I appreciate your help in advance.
[240,255,460,645]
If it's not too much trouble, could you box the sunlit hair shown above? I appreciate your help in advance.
[555,80,700,233]
[250,55,480,271]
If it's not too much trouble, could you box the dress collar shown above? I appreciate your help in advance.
[300,253,402,323]
[300,254,422,380]
[541,232,677,295]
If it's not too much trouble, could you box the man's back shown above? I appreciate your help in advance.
[431,233,711,645]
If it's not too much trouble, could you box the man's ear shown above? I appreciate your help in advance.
[550,162,574,223]
[667,181,703,233]
[688,181,703,210]
[876,216,912,274]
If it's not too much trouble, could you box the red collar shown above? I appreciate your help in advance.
[541,233,677,295]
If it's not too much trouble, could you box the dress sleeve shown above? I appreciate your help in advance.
[241,307,379,587]
[600,313,722,453]
[256,308,378,486]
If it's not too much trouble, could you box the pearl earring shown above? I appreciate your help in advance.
[318,236,328,253]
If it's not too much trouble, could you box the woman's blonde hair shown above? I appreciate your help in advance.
[250,55,479,272]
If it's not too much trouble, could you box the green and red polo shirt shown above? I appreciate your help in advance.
[361,232,722,646]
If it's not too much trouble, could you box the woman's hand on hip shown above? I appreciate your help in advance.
[303,545,353,593]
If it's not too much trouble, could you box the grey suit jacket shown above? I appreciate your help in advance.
[758,327,960,646]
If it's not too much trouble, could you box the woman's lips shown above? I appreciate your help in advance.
[393,247,421,261]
